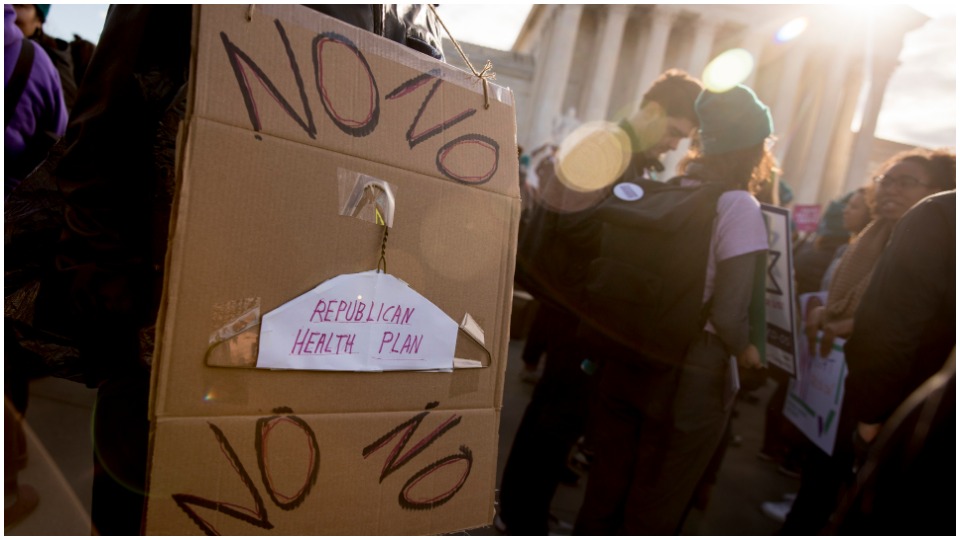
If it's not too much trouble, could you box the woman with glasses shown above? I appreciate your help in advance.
[782,147,956,535]
[804,148,954,359]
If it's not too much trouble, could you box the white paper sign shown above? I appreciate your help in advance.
[257,271,457,372]
[761,204,798,375]
[784,330,847,456]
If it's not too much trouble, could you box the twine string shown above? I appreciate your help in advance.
[377,224,389,274]
[427,4,496,109]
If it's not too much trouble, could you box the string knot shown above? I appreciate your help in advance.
[427,5,496,109]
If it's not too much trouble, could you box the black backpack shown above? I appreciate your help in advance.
[574,177,726,367]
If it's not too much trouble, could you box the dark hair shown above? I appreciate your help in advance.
[677,136,778,195]
[641,69,703,127]
[877,147,956,191]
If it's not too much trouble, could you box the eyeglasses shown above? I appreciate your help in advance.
[873,174,930,190]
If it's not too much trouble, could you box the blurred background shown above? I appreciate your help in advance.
[45,3,956,152]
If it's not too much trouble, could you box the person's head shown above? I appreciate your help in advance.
[872,148,956,221]
[13,4,48,38]
[842,186,873,234]
[633,69,703,158]
[814,186,873,249]
[678,84,776,194]
[816,197,852,245]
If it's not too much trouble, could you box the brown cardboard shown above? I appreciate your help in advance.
[147,409,498,535]
[145,5,518,535]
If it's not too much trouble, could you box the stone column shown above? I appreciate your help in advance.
[525,4,585,149]
[582,5,631,121]
[686,18,720,79]
[794,42,854,205]
[633,6,678,105]
[842,46,901,194]
[772,45,810,166]
[740,30,767,88]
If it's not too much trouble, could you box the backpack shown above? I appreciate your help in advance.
[574,176,726,367]
[36,33,96,112]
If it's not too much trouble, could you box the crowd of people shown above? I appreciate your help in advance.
[508,61,955,539]
[4,3,955,536]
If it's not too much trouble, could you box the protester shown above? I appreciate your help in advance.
[4,3,66,196]
[805,149,953,359]
[835,189,955,534]
[781,147,956,534]
[4,3,67,524]
[573,84,771,535]
[498,69,704,535]
[773,186,873,455]
[818,186,873,290]
[793,192,859,297]
[31,5,446,534]
[13,4,95,112]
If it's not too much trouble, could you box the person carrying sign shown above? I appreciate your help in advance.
[29,5,447,535]
[782,147,956,534]
[834,188,955,535]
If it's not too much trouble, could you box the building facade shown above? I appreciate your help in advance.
[444,4,927,206]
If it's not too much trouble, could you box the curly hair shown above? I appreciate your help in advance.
[677,136,779,196]
[877,147,956,191]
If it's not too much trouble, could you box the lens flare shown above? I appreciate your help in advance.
[555,121,631,193]
[702,48,755,92]
[204,388,218,402]
[776,17,808,43]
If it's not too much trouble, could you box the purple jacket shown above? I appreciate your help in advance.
[5,3,67,193]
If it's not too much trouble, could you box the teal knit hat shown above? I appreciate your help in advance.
[817,191,855,239]
[34,5,50,22]
[695,85,773,155]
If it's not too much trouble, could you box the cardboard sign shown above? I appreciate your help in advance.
[145,5,519,535]
[257,271,458,372]
[785,293,847,457]
[761,204,798,375]
[793,204,822,233]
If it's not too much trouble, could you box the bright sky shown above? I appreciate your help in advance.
[40,4,955,149]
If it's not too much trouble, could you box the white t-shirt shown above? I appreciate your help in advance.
[702,190,768,303]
